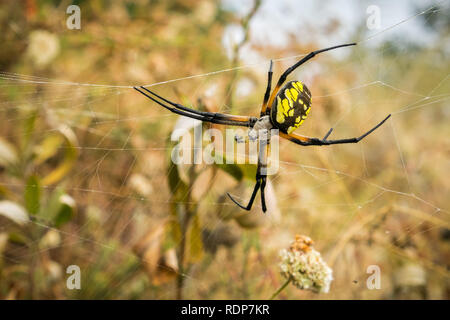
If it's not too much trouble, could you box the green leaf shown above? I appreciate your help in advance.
[24,175,40,215]
[33,134,64,165]
[8,232,28,245]
[166,138,190,202]
[53,194,75,227]
[20,110,37,152]
[214,151,257,181]
[41,126,79,185]
[164,219,182,249]
[167,162,189,198]
[0,185,10,197]
[239,163,258,180]
[44,188,64,221]
[188,214,204,262]
[215,163,244,181]
[43,188,76,227]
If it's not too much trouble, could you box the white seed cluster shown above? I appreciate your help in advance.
[279,236,333,293]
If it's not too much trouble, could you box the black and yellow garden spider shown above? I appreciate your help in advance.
[134,42,391,213]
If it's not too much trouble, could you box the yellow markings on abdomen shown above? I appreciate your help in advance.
[276,96,285,123]
[293,81,303,93]
[285,88,298,102]
[272,80,312,134]
[282,98,291,116]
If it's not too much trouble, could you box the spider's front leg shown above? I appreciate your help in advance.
[134,86,257,127]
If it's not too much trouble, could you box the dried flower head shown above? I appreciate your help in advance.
[26,30,60,67]
[279,234,333,293]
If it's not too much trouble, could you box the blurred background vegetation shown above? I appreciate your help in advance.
[0,0,448,299]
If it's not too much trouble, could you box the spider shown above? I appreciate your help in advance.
[134,42,391,213]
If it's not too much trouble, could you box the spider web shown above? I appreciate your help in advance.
[0,0,449,299]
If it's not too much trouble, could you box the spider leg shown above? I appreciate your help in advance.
[134,86,256,127]
[280,114,391,146]
[258,141,270,213]
[260,176,267,213]
[266,42,356,110]
[260,60,273,116]
[227,178,261,211]
[227,139,269,213]
[134,87,208,121]
[322,128,334,140]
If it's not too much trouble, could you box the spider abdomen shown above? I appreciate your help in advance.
[270,80,311,134]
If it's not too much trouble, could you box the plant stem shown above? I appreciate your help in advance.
[224,0,261,110]
[269,277,291,300]
[176,212,191,300]
[176,165,197,300]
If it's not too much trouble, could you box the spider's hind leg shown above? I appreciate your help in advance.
[227,172,267,213]
[260,176,267,213]
[227,179,261,211]
[228,124,270,213]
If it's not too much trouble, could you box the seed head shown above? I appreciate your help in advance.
[279,235,333,293]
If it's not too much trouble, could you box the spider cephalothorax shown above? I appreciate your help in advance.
[134,42,391,213]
